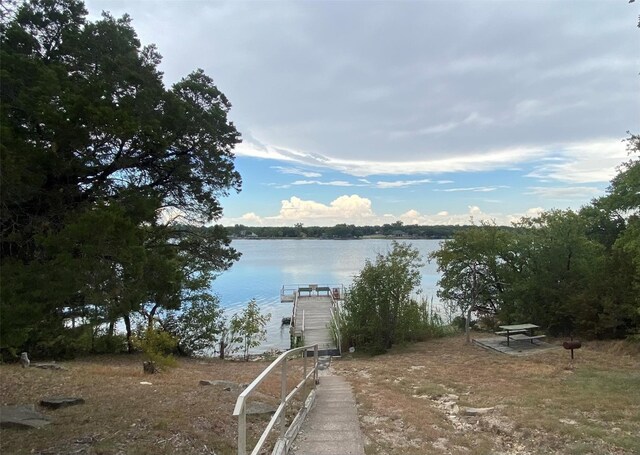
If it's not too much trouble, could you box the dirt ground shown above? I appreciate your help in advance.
[0,354,295,455]
[332,333,640,455]
[1,335,638,455]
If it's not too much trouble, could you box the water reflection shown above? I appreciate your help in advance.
[210,239,444,352]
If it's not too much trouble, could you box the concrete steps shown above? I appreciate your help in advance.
[291,375,365,455]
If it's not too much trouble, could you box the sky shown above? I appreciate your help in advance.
[85,0,640,227]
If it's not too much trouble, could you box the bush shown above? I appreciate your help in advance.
[134,328,177,368]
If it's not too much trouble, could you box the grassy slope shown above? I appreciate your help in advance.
[1,335,638,455]
[0,355,286,455]
[333,334,640,455]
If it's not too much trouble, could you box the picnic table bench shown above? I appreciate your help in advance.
[496,324,545,347]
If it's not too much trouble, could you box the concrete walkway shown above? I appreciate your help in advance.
[291,375,365,455]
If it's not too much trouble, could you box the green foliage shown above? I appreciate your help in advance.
[431,136,640,340]
[430,223,511,342]
[134,328,177,367]
[230,299,270,361]
[165,296,224,356]
[0,0,241,354]
[341,242,436,353]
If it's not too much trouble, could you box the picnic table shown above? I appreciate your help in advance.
[496,323,545,347]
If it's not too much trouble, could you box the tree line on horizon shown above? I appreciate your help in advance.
[226,222,478,239]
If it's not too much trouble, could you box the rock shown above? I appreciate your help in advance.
[463,407,494,416]
[20,352,30,368]
[32,363,66,370]
[199,380,240,391]
[143,361,157,374]
[0,405,51,429]
[559,418,577,425]
[40,397,85,410]
[246,401,277,416]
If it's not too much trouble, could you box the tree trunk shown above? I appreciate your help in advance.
[148,303,160,329]
[465,307,473,344]
[219,340,225,360]
[123,313,133,353]
[466,262,477,345]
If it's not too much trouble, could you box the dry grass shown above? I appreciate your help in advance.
[0,354,311,455]
[2,337,638,455]
[332,333,640,455]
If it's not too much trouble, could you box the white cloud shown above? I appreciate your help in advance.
[375,178,432,189]
[272,166,322,178]
[436,186,507,193]
[526,186,601,199]
[222,198,556,228]
[319,145,549,177]
[526,139,628,183]
[267,195,376,226]
[240,212,264,224]
[289,180,356,187]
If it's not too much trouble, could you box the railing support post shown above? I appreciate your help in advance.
[314,344,318,386]
[280,356,287,438]
[237,403,246,455]
[303,348,307,398]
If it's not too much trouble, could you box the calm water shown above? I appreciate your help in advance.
[210,239,445,351]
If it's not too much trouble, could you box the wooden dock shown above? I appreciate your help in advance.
[282,285,342,356]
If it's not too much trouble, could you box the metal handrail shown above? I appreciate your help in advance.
[233,344,319,455]
[329,292,342,355]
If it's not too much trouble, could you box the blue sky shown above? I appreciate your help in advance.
[85,0,640,226]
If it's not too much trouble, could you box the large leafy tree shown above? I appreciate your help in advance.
[342,241,424,353]
[430,223,513,343]
[0,0,241,355]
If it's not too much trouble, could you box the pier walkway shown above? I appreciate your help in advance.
[284,285,342,357]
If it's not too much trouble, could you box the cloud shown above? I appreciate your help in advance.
[526,139,628,183]
[268,195,376,226]
[526,186,601,199]
[221,196,548,228]
[375,179,432,189]
[397,205,550,226]
[436,186,508,193]
[272,166,322,178]
[390,112,494,138]
[244,142,550,177]
[289,180,357,187]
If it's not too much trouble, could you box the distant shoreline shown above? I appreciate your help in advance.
[229,236,448,240]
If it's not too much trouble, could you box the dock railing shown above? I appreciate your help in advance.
[233,344,319,455]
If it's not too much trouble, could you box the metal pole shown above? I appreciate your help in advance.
[303,347,307,397]
[280,356,287,438]
[237,403,246,455]
[314,344,319,386]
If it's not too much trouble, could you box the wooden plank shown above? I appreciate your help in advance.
[509,334,546,341]
[494,330,526,336]
[294,295,337,351]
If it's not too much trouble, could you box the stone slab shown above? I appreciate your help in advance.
[293,375,365,455]
[40,397,85,409]
[472,337,559,356]
[292,440,365,455]
[0,406,51,429]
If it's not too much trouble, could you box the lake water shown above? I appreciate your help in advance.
[210,239,445,352]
